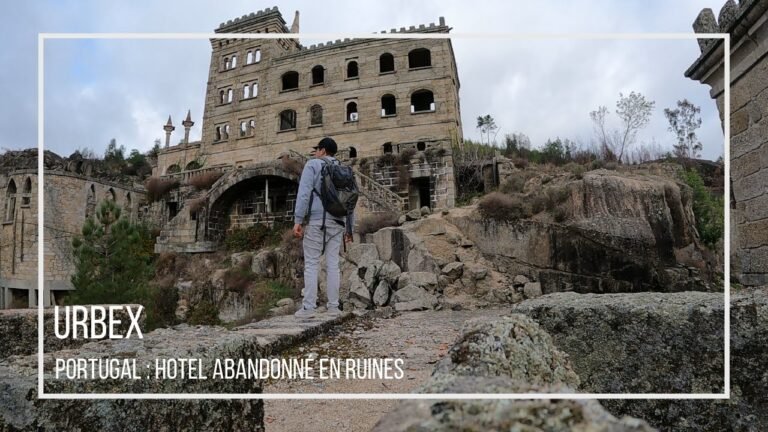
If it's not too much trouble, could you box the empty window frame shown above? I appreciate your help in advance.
[243,84,250,99]
[279,110,297,130]
[310,104,323,126]
[227,89,233,103]
[380,53,395,73]
[282,71,299,91]
[382,142,393,154]
[346,61,359,79]
[411,90,435,113]
[21,177,31,206]
[346,101,358,122]
[381,94,397,116]
[408,48,432,68]
[311,65,325,85]
[4,179,16,222]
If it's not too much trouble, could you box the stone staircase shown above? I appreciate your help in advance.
[287,149,406,214]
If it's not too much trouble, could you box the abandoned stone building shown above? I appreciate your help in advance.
[153,6,462,253]
[0,152,144,309]
[687,0,768,286]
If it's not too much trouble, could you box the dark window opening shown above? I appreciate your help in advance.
[310,104,323,126]
[349,147,357,158]
[312,65,324,85]
[282,71,299,90]
[167,164,181,174]
[215,126,222,141]
[280,110,297,130]
[411,90,435,113]
[5,179,16,222]
[410,177,431,210]
[186,160,201,170]
[167,202,178,220]
[346,102,358,122]
[417,141,426,151]
[381,94,396,116]
[21,177,31,206]
[380,53,395,73]
[383,142,393,154]
[408,48,432,68]
[346,61,358,79]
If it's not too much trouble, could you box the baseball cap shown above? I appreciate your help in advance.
[313,137,338,154]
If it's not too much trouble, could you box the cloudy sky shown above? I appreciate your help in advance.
[1,0,727,160]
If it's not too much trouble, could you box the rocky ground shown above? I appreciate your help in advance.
[263,307,509,432]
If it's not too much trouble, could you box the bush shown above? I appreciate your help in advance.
[224,223,287,252]
[500,176,527,194]
[398,148,417,165]
[223,264,255,294]
[564,162,586,179]
[553,205,568,222]
[281,157,304,177]
[590,159,605,170]
[146,276,179,329]
[682,169,724,247]
[187,197,208,213]
[605,161,618,171]
[186,299,220,325]
[187,171,222,190]
[155,252,178,276]
[478,192,530,222]
[545,186,570,211]
[512,157,529,169]
[146,177,180,202]
[357,212,399,236]
[377,153,397,167]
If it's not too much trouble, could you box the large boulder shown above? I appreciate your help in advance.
[345,243,379,267]
[397,272,438,291]
[230,252,252,268]
[372,280,390,307]
[251,250,276,278]
[392,285,437,311]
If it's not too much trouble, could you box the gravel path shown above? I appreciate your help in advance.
[264,308,508,432]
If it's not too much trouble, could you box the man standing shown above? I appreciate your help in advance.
[293,137,354,318]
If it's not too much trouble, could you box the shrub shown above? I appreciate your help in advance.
[146,177,180,202]
[530,194,548,214]
[478,192,531,222]
[564,162,586,179]
[682,169,724,248]
[146,276,179,329]
[545,186,570,211]
[187,197,208,213]
[187,171,222,190]
[186,299,220,325]
[155,252,178,276]
[605,161,618,171]
[357,212,399,236]
[512,157,529,169]
[281,157,304,177]
[224,223,286,252]
[378,153,397,167]
[590,159,605,170]
[397,164,411,191]
[500,176,527,194]
[223,264,255,294]
[553,205,568,222]
[398,148,417,165]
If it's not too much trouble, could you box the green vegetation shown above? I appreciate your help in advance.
[682,169,724,247]
[69,200,175,330]
[224,223,287,252]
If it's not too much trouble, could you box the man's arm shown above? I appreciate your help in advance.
[293,160,318,225]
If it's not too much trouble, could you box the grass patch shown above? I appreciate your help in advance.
[478,192,531,222]
[224,223,287,252]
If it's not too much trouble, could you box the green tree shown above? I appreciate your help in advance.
[69,199,154,305]
[590,92,655,162]
[664,99,703,159]
[476,114,499,146]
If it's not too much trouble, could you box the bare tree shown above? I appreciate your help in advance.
[590,92,655,163]
[664,99,703,159]
[615,92,655,163]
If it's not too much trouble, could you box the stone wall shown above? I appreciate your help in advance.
[686,0,768,286]
[0,170,144,308]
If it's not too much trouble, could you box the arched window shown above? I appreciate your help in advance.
[346,61,359,79]
[4,179,16,222]
[248,119,256,131]
[107,188,116,201]
[215,126,222,141]
[227,88,233,103]
[243,84,250,99]
[224,57,230,70]
[85,184,95,219]
[252,81,259,97]
[223,124,230,139]
[349,147,357,158]
[310,104,323,126]
[21,177,31,206]
[417,141,426,151]
[279,110,297,130]
[381,94,396,116]
[282,71,299,90]
[408,48,431,68]
[380,53,395,73]
[186,160,201,170]
[254,49,261,62]
[246,51,253,64]
[167,165,181,174]
[240,121,247,137]
[382,142,393,154]
[231,55,237,68]
[411,89,435,113]
[312,65,324,85]
[219,90,225,104]
[346,101,358,122]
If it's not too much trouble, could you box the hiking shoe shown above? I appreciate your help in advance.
[326,307,343,317]
[294,307,316,319]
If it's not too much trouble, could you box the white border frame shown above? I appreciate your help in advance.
[38,31,730,400]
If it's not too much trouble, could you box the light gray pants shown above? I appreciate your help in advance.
[302,223,344,310]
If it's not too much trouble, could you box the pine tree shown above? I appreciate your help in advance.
[69,199,153,305]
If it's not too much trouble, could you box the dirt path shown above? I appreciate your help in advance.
[263,308,508,432]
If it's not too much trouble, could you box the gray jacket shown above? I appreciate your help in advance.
[293,156,355,234]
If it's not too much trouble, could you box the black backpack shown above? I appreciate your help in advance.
[307,157,359,252]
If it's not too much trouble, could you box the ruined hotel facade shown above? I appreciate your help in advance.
[153,6,462,253]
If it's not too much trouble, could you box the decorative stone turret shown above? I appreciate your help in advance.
[290,10,299,33]
[182,110,194,145]
[163,115,175,148]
